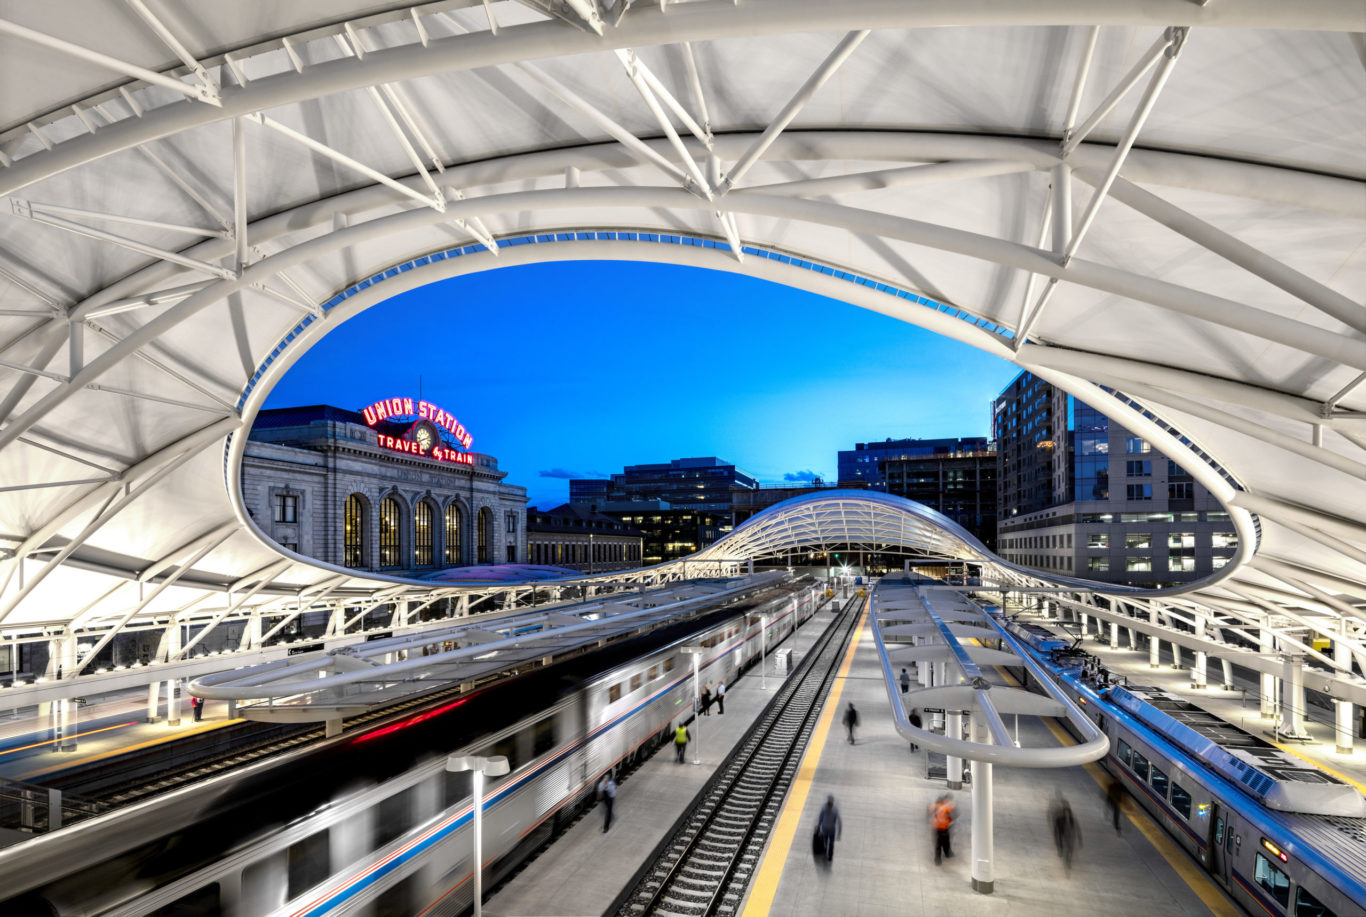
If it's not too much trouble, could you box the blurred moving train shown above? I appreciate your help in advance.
[1001,616,1366,917]
[0,577,825,916]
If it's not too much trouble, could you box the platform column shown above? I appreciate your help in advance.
[1192,617,1207,688]
[970,715,994,894]
[1221,658,1234,691]
[946,711,964,790]
[52,635,77,750]
[1259,628,1277,718]
[1149,617,1161,668]
[1336,626,1354,754]
[1080,612,1088,636]
[147,681,161,723]
[1280,654,1306,737]
[1170,640,1182,670]
[1109,620,1119,650]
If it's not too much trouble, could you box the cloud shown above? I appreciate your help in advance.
[539,468,606,479]
[782,469,822,482]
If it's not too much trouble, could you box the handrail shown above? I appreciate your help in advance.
[873,584,1110,768]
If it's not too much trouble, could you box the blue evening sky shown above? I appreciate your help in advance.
[264,261,1020,509]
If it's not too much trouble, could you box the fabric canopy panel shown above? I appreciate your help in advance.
[0,3,1359,676]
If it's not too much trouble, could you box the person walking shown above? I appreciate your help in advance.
[1105,778,1124,833]
[700,683,713,716]
[674,723,690,763]
[843,702,859,744]
[908,708,923,752]
[1050,792,1081,873]
[900,667,911,694]
[191,696,204,722]
[814,794,842,863]
[598,771,617,833]
[715,680,725,715]
[931,794,955,865]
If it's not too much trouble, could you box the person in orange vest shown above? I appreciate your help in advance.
[931,794,956,865]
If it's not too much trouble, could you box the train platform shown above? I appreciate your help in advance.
[1018,609,1366,793]
[489,591,1244,917]
[485,596,847,917]
[0,690,237,783]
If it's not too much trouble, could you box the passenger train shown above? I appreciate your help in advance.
[0,578,826,916]
[1000,616,1366,917]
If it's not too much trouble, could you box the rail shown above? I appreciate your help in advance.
[610,592,862,917]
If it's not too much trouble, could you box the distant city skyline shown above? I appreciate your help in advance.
[263,260,1021,509]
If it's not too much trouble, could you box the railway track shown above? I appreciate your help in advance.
[611,592,864,917]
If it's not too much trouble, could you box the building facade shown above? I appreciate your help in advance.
[838,437,993,489]
[526,504,642,573]
[994,376,1234,587]
[880,446,998,550]
[242,402,527,576]
[569,457,757,564]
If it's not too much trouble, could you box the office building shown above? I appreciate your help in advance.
[838,437,993,489]
[880,446,998,550]
[994,375,1234,587]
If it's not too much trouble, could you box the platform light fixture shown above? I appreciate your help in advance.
[447,754,510,917]
[680,645,705,764]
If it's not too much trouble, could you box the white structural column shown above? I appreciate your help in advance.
[1337,624,1355,754]
[970,712,994,894]
[1150,605,1161,668]
[946,710,964,789]
[1170,639,1182,670]
[1281,654,1306,737]
[1260,628,1278,718]
[1222,658,1234,691]
[1192,617,1207,688]
[1109,619,1119,650]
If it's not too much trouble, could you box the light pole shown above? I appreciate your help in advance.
[760,615,769,690]
[447,754,510,917]
[680,645,704,765]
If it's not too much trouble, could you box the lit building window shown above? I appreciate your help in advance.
[274,493,298,523]
[1211,531,1238,549]
[415,501,433,566]
[1088,557,1109,572]
[1126,557,1152,572]
[1125,533,1151,549]
[1168,555,1196,572]
[1125,437,1151,454]
[344,494,365,568]
[380,497,401,567]
[445,504,463,565]
[478,507,492,564]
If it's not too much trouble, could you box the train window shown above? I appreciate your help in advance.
[1150,766,1169,799]
[1116,739,1132,767]
[288,830,331,899]
[1214,816,1225,845]
[609,684,622,703]
[1295,885,1336,917]
[631,673,642,692]
[1170,783,1191,819]
[492,734,522,773]
[1131,752,1150,782]
[148,884,220,917]
[664,658,675,673]
[533,717,556,756]
[649,665,659,680]
[1254,853,1291,907]
[374,787,415,849]
[444,769,473,807]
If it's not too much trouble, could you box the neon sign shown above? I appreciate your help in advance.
[361,396,474,465]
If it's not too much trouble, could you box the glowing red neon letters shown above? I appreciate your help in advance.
[361,396,473,450]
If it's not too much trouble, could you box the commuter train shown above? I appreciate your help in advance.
[0,579,826,916]
[1000,616,1366,917]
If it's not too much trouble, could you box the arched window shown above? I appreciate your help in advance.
[380,497,401,567]
[414,502,434,566]
[477,507,492,564]
[343,494,366,568]
[444,503,462,565]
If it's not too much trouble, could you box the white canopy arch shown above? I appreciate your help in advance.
[0,3,1360,699]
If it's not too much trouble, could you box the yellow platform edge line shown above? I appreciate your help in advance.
[740,599,870,917]
[17,717,243,780]
[995,664,1238,915]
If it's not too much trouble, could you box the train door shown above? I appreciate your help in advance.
[1207,803,1232,890]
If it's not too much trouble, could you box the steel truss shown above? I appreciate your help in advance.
[0,4,1359,716]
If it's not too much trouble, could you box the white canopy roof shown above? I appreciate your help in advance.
[0,4,1361,673]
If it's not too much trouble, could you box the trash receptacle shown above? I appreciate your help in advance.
[774,648,793,675]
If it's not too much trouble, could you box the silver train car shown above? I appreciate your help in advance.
[1002,619,1366,917]
[2,582,825,917]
